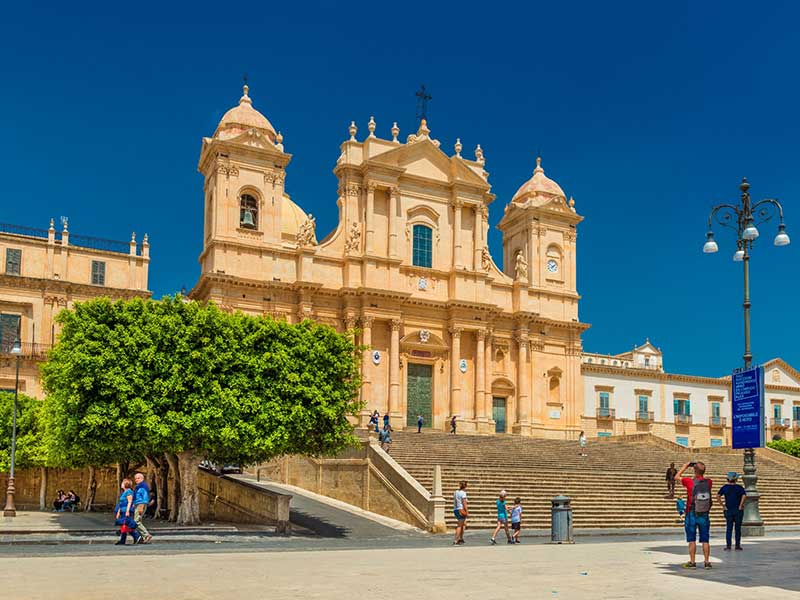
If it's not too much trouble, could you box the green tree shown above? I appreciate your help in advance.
[41,296,362,524]
[1,391,45,472]
[767,438,800,458]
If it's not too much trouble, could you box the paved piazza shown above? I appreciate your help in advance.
[2,533,797,599]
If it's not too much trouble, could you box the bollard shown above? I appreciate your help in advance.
[551,495,574,544]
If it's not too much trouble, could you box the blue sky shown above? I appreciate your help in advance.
[1,1,798,376]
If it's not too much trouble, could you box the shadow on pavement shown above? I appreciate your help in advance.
[288,508,348,538]
[646,539,799,592]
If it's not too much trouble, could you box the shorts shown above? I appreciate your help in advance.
[511,522,521,531]
[454,509,466,521]
[496,518,508,525]
[685,511,710,543]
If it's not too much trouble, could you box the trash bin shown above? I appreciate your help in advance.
[551,495,574,544]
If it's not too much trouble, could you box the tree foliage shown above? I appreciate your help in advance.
[767,438,800,458]
[0,391,45,472]
[40,296,362,521]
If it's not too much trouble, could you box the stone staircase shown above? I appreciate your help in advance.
[378,430,800,530]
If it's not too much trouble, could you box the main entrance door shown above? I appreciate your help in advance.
[406,363,433,428]
[493,397,507,433]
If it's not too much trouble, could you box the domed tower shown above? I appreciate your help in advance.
[197,85,314,277]
[497,157,582,318]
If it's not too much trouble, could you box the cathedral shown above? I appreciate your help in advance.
[191,85,587,437]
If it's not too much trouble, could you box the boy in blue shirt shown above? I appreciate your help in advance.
[718,472,746,551]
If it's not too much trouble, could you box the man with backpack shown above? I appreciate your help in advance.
[675,461,713,570]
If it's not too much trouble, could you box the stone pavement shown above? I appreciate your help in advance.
[1,533,798,599]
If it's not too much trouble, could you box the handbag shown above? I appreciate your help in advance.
[458,508,468,517]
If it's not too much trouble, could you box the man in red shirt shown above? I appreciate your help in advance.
[675,461,713,569]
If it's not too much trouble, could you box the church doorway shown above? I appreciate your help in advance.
[406,363,433,428]
[493,397,507,433]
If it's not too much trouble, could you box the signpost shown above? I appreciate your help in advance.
[731,365,765,536]
[731,365,765,449]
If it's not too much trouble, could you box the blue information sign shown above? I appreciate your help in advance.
[731,366,765,449]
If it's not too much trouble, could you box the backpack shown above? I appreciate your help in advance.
[692,478,712,514]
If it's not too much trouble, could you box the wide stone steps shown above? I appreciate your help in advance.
[376,430,800,529]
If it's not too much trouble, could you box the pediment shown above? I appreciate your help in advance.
[226,128,280,152]
[763,359,800,387]
[369,139,489,188]
[634,340,660,355]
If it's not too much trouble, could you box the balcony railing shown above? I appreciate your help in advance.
[635,411,654,423]
[674,414,692,425]
[596,407,615,419]
[793,420,800,431]
[710,416,726,427]
[0,341,52,359]
[0,223,135,255]
[770,418,790,429]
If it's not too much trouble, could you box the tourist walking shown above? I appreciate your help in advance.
[453,481,468,545]
[578,431,587,457]
[133,472,153,544]
[510,497,523,543]
[383,412,390,430]
[379,424,392,453]
[665,462,678,498]
[718,471,746,551]
[369,410,379,433]
[490,490,512,544]
[676,461,713,569]
[450,415,457,435]
[115,478,141,545]
[417,414,424,433]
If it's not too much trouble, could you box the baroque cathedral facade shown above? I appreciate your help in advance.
[191,85,587,437]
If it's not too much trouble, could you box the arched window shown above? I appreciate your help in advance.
[412,224,432,268]
[240,194,258,230]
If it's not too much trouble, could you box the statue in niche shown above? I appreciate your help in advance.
[344,221,361,253]
[297,214,316,247]
[481,247,491,271]
[514,250,528,280]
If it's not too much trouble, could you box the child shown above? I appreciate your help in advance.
[490,490,512,545]
[675,497,686,523]
[510,497,523,543]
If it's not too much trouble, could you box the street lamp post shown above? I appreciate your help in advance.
[703,178,791,537]
[3,338,22,517]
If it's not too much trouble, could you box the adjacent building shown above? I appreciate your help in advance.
[0,219,150,397]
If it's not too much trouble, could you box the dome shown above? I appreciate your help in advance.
[214,85,277,142]
[282,193,316,242]
[511,157,566,204]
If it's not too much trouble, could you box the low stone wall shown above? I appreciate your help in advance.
[757,446,800,472]
[197,469,291,532]
[2,467,118,510]
[256,440,446,532]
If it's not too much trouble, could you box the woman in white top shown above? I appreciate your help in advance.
[578,431,587,457]
[453,481,468,545]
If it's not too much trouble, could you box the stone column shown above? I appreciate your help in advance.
[475,329,486,423]
[389,187,399,258]
[389,319,402,418]
[452,200,463,269]
[366,183,376,254]
[473,205,483,271]
[515,328,530,433]
[484,331,493,424]
[449,327,462,419]
[360,316,374,409]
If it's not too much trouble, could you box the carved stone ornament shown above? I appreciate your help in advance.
[459,359,468,373]
[344,221,361,254]
[360,315,374,328]
[345,184,361,197]
[390,319,403,331]
[418,276,428,291]
[372,350,381,365]
[514,251,528,280]
[217,164,239,177]
[564,230,577,243]
[296,214,316,247]
[481,247,491,271]
[419,330,431,343]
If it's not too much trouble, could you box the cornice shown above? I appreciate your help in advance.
[0,274,150,299]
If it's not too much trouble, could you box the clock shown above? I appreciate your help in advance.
[546,259,559,273]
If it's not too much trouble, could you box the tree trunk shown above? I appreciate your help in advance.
[115,461,130,488]
[85,465,98,512]
[156,455,169,519]
[39,467,48,511]
[145,455,158,489]
[165,452,181,522]
[176,450,201,525]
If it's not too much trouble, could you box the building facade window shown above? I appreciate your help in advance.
[638,395,649,414]
[673,398,690,416]
[412,224,432,268]
[676,436,689,447]
[0,313,21,352]
[598,391,610,416]
[91,260,106,286]
[773,404,782,420]
[239,194,258,230]
[793,405,800,422]
[710,439,723,448]
[5,248,21,275]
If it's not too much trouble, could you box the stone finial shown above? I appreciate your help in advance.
[49,218,55,231]
[391,122,400,143]
[454,138,462,157]
[131,232,136,242]
[276,131,284,151]
[143,233,149,244]
[475,144,484,164]
[534,156,543,174]
[569,196,576,212]
[240,84,252,105]
[62,217,69,232]
[417,118,430,137]
[348,121,358,141]
[368,116,376,138]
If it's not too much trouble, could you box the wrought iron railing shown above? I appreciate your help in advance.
[710,416,726,427]
[674,414,692,425]
[596,407,615,419]
[0,223,55,240]
[68,233,133,255]
[636,411,654,423]
[0,341,51,358]
[770,418,790,428]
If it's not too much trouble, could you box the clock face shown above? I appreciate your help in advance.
[547,259,559,273]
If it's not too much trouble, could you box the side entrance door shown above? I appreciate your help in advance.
[406,363,433,428]
[492,397,507,433]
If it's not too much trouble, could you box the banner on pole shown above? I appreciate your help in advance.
[731,365,765,449]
